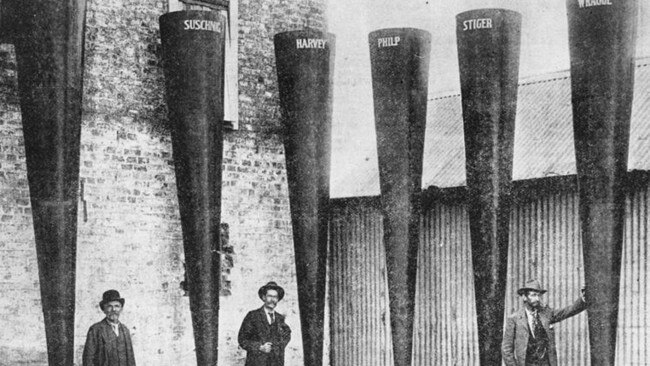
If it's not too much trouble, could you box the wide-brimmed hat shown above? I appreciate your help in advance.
[517,280,547,296]
[258,281,285,301]
[99,289,125,308]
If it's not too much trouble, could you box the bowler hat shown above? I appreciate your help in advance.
[517,279,547,296]
[258,281,285,301]
[99,289,125,309]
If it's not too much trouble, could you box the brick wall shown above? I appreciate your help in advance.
[0,0,326,364]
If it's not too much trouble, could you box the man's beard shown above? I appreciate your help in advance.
[527,300,541,309]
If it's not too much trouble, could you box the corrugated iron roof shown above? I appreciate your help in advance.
[331,59,650,198]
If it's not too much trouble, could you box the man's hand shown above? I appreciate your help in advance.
[260,342,273,353]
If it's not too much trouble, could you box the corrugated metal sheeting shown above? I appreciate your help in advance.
[617,186,650,365]
[330,202,393,365]
[504,191,589,365]
[329,184,650,365]
[414,204,478,365]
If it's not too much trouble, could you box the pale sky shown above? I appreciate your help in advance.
[326,0,650,196]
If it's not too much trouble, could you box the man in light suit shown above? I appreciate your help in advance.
[83,290,136,366]
[502,280,587,366]
[238,281,291,366]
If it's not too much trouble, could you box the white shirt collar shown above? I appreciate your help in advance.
[264,308,276,324]
[106,319,120,336]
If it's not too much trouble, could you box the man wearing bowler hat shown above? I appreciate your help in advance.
[83,290,136,366]
[502,279,587,366]
[238,281,291,366]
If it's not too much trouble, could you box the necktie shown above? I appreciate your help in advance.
[111,323,119,337]
[533,311,544,339]
[529,310,549,362]
[270,312,275,324]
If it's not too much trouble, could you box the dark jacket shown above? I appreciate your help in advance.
[502,297,587,366]
[238,307,291,366]
[82,319,136,366]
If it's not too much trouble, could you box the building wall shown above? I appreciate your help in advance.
[329,202,392,365]
[329,182,650,365]
[0,0,326,365]
[505,191,588,365]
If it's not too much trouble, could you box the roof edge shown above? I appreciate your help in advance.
[331,170,650,208]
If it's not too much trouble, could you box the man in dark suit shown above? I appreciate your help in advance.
[82,290,136,366]
[502,280,587,366]
[238,281,292,366]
